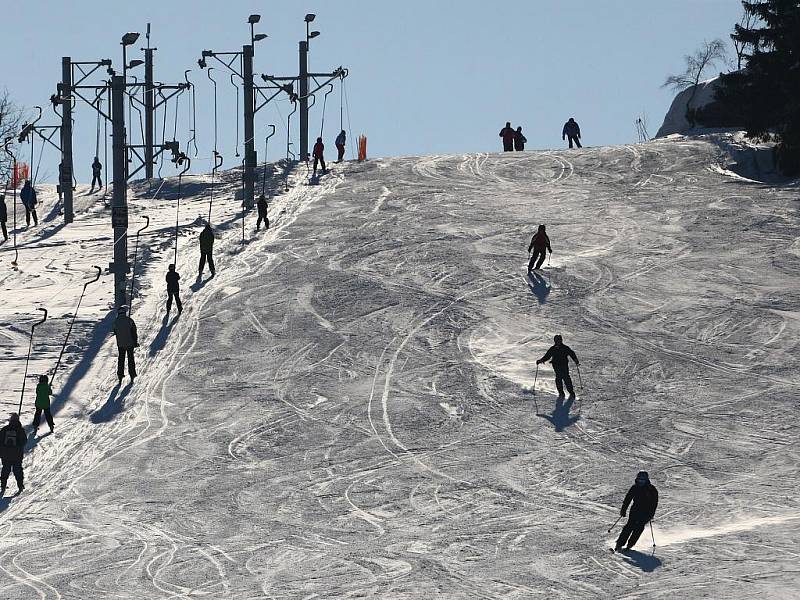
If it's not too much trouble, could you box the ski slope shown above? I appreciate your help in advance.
[1,137,799,598]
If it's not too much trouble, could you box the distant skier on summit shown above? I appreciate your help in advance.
[562,117,582,148]
[514,126,527,151]
[614,471,659,552]
[500,122,515,152]
[536,335,579,398]
[527,224,552,272]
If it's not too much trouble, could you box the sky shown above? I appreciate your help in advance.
[0,0,744,183]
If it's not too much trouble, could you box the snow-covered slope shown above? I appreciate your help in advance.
[1,140,799,598]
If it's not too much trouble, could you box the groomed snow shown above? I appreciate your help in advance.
[1,139,799,598]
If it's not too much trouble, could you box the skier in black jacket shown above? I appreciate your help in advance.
[615,471,659,552]
[563,118,582,148]
[514,126,527,151]
[166,264,182,315]
[0,413,27,496]
[256,195,269,231]
[0,193,7,241]
[527,224,552,272]
[499,122,515,152]
[536,335,579,398]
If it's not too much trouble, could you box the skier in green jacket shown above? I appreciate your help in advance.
[32,375,55,435]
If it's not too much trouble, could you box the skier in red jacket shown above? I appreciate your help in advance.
[312,137,326,175]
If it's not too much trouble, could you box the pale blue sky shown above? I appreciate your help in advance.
[1,0,742,182]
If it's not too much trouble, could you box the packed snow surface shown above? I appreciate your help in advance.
[1,139,799,598]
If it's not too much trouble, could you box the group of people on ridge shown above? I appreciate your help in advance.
[499,118,583,151]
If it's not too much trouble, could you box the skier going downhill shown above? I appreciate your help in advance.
[32,374,55,435]
[199,223,216,278]
[614,471,659,552]
[166,264,183,316]
[256,195,269,231]
[335,130,346,163]
[312,137,326,175]
[527,224,552,272]
[0,413,27,496]
[563,117,582,148]
[113,305,138,384]
[90,157,103,193]
[536,335,580,398]
[514,126,527,151]
[500,122,515,152]
[20,180,38,226]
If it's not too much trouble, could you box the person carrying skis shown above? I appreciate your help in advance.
[527,224,552,272]
[166,264,183,315]
[20,180,38,226]
[32,374,55,435]
[312,137,327,175]
[113,305,138,384]
[562,117,582,148]
[90,157,103,193]
[335,130,346,163]
[514,126,527,151]
[536,334,580,398]
[0,413,27,496]
[499,122,515,152]
[614,471,659,552]
[0,193,7,241]
[199,223,216,277]
[256,195,269,231]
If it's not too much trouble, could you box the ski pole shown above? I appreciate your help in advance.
[19,307,47,413]
[577,364,584,391]
[532,363,539,414]
[607,516,623,533]
[650,521,656,548]
[129,215,150,308]
[51,266,101,383]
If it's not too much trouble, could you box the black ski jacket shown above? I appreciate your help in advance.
[200,228,214,252]
[257,198,268,217]
[539,344,578,372]
[563,120,581,138]
[622,483,658,522]
[528,231,552,252]
[166,271,180,292]
[0,422,27,463]
[0,199,6,222]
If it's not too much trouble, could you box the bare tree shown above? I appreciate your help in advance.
[0,89,24,181]
[732,7,758,70]
[663,39,728,127]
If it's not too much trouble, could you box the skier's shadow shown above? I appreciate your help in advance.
[527,271,551,304]
[618,549,662,572]
[539,395,580,431]
[90,382,134,424]
[149,314,179,357]
[190,275,212,293]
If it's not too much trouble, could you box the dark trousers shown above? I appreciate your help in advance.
[567,135,582,149]
[0,460,23,488]
[1,222,7,240]
[32,407,54,432]
[554,369,575,397]
[91,174,102,189]
[336,144,345,162]
[616,518,647,549]
[256,214,269,231]
[528,249,547,271]
[313,156,326,174]
[199,250,215,276]
[25,208,38,226]
[117,347,136,380]
[167,289,183,314]
[503,141,514,152]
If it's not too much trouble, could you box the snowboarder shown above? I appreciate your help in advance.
[90,157,103,193]
[514,126,527,151]
[614,471,659,552]
[312,137,326,175]
[0,413,27,496]
[536,334,580,398]
[562,117,582,148]
[335,130,346,163]
[20,180,38,226]
[113,305,138,384]
[527,224,552,272]
[499,122,515,152]
[199,223,216,277]
[32,374,55,435]
[0,193,7,241]
[256,195,269,231]
[166,264,183,315]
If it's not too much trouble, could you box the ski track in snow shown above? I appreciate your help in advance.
[1,139,799,598]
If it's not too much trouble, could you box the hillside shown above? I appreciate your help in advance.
[1,139,799,598]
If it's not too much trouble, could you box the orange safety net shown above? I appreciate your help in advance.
[357,135,367,162]
[12,162,29,188]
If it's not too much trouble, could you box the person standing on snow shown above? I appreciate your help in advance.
[113,305,138,384]
[20,180,38,226]
[527,224,552,272]
[166,264,183,316]
[256,195,269,231]
[615,471,659,552]
[536,334,580,398]
[312,137,327,175]
[199,223,216,278]
[514,126,527,151]
[0,193,8,241]
[499,122,515,152]
[90,157,103,193]
[335,130,346,163]
[562,117,582,148]
[0,413,27,496]
[32,374,55,435]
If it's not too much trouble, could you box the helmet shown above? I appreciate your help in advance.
[554,334,563,344]
[635,471,650,485]
[118,305,129,314]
